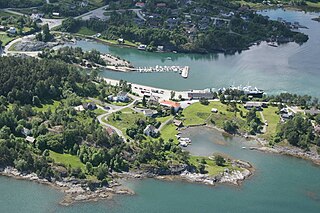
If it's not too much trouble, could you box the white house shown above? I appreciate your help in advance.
[116,92,129,102]
[143,109,157,117]
[52,12,60,17]
[143,125,158,136]
[7,27,16,34]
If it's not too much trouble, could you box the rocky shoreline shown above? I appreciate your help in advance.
[118,159,253,187]
[249,146,320,165]
[0,167,134,206]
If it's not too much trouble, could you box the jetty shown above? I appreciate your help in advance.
[135,65,190,78]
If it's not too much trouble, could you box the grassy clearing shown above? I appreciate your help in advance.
[33,100,61,113]
[307,1,320,9]
[189,156,240,176]
[104,108,145,134]
[0,32,16,46]
[261,106,280,141]
[182,102,247,130]
[0,10,19,17]
[156,115,173,124]
[160,123,178,143]
[77,26,97,36]
[98,38,139,48]
[49,151,85,171]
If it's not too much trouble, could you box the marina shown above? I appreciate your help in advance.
[135,65,190,78]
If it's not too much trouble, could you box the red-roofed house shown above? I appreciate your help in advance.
[135,2,145,8]
[160,100,181,112]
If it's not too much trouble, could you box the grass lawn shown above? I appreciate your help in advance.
[0,10,19,17]
[0,32,16,46]
[156,115,173,124]
[261,106,280,141]
[182,102,247,130]
[104,108,145,134]
[159,123,178,143]
[98,38,139,48]
[49,151,85,171]
[33,100,61,113]
[77,26,97,36]
[307,1,320,9]
[94,108,106,116]
[189,156,241,176]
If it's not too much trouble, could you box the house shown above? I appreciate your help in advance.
[211,108,218,113]
[135,2,145,8]
[281,112,294,122]
[173,119,183,127]
[52,12,60,17]
[26,136,36,144]
[118,38,124,44]
[21,128,31,136]
[74,105,85,111]
[244,102,263,110]
[7,27,16,34]
[157,46,164,52]
[143,125,158,137]
[148,95,159,105]
[106,127,115,136]
[138,44,147,50]
[83,102,97,110]
[143,109,157,117]
[30,13,43,21]
[156,3,167,8]
[188,92,215,100]
[160,100,181,112]
[305,107,320,116]
[117,92,129,102]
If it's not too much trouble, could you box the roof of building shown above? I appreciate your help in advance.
[305,108,320,116]
[244,102,263,107]
[160,100,181,108]
[117,91,128,97]
[144,124,157,132]
[26,136,36,143]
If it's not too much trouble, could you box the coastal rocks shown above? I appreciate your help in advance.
[14,41,61,51]
[180,171,216,185]
[219,169,251,185]
[249,146,279,153]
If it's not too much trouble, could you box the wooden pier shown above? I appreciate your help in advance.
[135,65,190,78]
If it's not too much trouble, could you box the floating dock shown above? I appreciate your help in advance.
[135,65,189,78]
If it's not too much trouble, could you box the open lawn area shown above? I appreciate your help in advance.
[98,38,139,48]
[49,151,85,171]
[104,108,145,134]
[77,26,97,36]
[0,32,16,46]
[261,106,280,141]
[189,156,241,176]
[156,115,173,124]
[0,10,19,17]
[33,100,61,113]
[182,102,248,131]
[159,123,178,143]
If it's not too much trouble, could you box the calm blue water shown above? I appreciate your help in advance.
[70,9,320,98]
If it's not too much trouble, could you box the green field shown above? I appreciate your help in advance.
[104,109,145,135]
[189,156,241,176]
[156,115,173,124]
[33,100,61,112]
[159,123,178,143]
[182,102,247,130]
[49,151,85,171]
[0,10,19,17]
[77,26,97,36]
[0,32,16,46]
[261,106,280,141]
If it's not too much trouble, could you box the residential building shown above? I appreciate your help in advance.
[143,125,158,137]
[83,102,97,110]
[160,100,181,112]
[305,107,320,116]
[7,27,16,34]
[117,92,129,102]
[143,109,157,117]
[244,102,263,110]
[26,136,36,144]
[173,119,183,127]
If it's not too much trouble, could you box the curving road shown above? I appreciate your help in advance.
[96,95,141,141]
